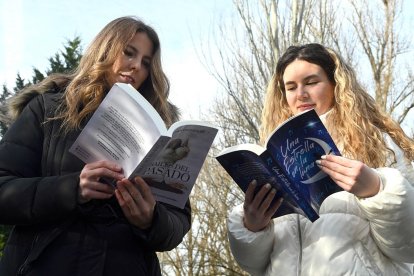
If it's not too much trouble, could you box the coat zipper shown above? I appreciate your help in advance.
[297,214,302,276]
[17,233,39,275]
[18,95,60,275]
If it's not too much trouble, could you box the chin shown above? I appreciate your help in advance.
[316,109,333,116]
[296,107,314,114]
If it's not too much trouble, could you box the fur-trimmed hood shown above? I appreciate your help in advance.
[1,77,68,128]
[11,86,61,121]
[0,84,60,128]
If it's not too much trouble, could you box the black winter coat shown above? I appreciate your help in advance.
[0,89,191,275]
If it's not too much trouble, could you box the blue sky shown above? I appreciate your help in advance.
[0,0,234,119]
[1,1,413,129]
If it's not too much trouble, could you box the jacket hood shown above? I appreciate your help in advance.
[1,80,64,126]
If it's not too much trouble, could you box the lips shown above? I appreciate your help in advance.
[297,104,315,111]
[120,74,135,84]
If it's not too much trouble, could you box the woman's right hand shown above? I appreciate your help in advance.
[243,180,283,232]
[78,160,125,204]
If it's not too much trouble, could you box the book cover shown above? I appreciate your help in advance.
[69,83,218,208]
[216,109,342,221]
[131,121,219,208]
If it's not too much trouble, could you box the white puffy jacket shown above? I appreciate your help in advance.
[228,135,414,276]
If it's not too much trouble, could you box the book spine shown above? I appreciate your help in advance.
[263,152,319,222]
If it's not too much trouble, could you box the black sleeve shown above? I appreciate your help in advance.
[0,95,79,225]
[131,200,191,252]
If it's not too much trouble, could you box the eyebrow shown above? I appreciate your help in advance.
[284,74,321,85]
[125,45,152,60]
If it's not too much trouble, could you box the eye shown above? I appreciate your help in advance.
[285,85,296,92]
[306,80,318,86]
[142,59,151,69]
[123,49,135,58]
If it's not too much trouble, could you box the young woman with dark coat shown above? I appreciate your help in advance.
[0,16,191,275]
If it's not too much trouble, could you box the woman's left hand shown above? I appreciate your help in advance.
[115,176,156,229]
[317,155,380,198]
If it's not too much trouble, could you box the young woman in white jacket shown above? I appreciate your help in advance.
[227,43,414,275]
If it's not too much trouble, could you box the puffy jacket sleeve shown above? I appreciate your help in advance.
[356,136,414,263]
[131,200,191,251]
[227,204,275,275]
[0,95,79,225]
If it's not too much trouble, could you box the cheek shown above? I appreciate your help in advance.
[326,94,335,107]
[106,65,117,86]
[285,94,298,114]
[138,69,150,81]
[285,93,295,107]
[320,87,335,107]
[142,69,150,79]
[135,71,150,89]
[111,58,122,72]
[109,60,120,75]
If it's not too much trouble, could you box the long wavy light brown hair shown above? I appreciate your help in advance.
[14,16,176,131]
[260,43,414,167]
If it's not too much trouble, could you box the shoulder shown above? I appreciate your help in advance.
[383,133,414,183]
[40,90,64,117]
[6,83,65,123]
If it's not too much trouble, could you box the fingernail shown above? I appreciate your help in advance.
[321,155,327,160]
[270,188,276,194]
[315,160,322,165]
[251,180,257,185]
[265,183,271,189]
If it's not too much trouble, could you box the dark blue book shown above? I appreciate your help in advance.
[216,109,342,222]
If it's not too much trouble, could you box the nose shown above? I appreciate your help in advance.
[130,57,142,71]
[297,85,308,99]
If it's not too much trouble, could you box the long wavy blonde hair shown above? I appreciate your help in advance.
[261,43,414,167]
[14,16,176,131]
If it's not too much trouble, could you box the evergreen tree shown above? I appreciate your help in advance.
[48,36,82,75]
[14,73,27,92]
[0,36,82,135]
[0,86,12,137]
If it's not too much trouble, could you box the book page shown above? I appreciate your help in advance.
[216,143,266,157]
[134,122,218,209]
[69,83,167,177]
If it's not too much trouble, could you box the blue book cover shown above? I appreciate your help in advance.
[216,109,342,222]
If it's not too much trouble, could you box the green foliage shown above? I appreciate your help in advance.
[47,36,82,76]
[0,36,82,135]
[0,36,83,255]
[0,86,12,137]
[14,73,27,92]
[0,225,11,257]
[32,68,45,84]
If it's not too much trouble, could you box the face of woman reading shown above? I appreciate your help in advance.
[283,59,335,116]
[107,32,153,90]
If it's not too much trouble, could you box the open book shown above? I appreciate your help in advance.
[216,109,342,222]
[69,83,218,209]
